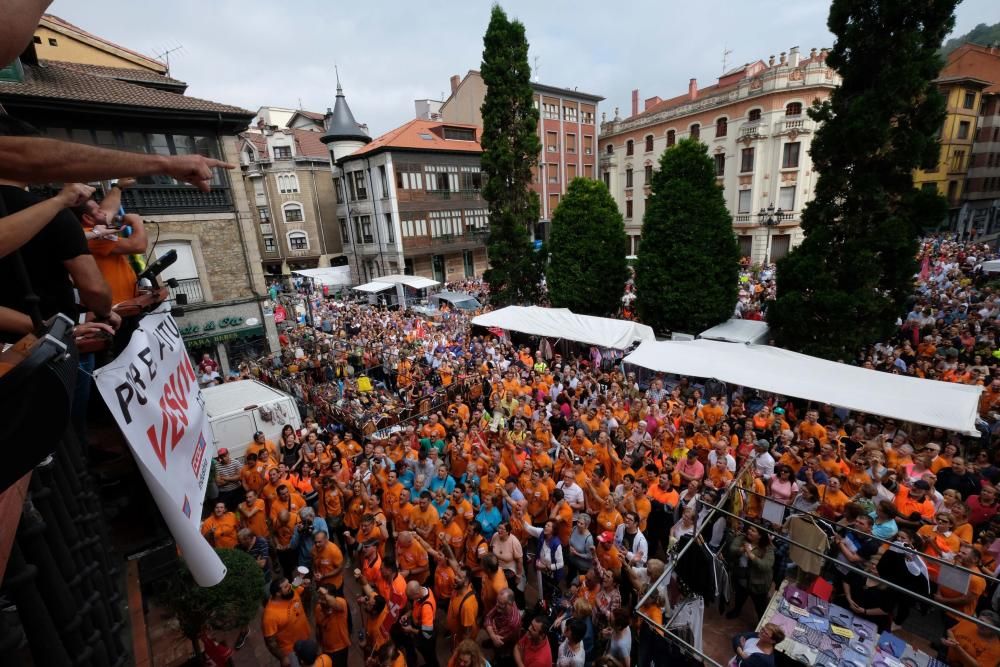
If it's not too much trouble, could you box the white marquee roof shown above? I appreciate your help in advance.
[472,306,655,350]
[624,339,982,435]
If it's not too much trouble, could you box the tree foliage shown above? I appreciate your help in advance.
[161,548,264,640]
[769,0,956,360]
[942,20,1000,54]
[546,178,629,316]
[634,138,740,334]
[480,4,544,306]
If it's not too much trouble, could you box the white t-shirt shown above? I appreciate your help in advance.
[557,481,585,509]
[557,640,585,667]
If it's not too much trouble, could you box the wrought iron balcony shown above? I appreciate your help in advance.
[121,185,233,214]
[168,277,206,304]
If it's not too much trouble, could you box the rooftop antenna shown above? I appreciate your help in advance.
[533,56,540,82]
[154,44,184,76]
[722,45,733,74]
[298,97,303,110]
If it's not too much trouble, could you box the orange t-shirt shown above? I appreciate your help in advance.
[397,542,430,583]
[88,236,137,304]
[239,499,269,538]
[447,585,479,639]
[312,541,345,588]
[201,512,239,548]
[315,599,351,654]
[261,590,311,657]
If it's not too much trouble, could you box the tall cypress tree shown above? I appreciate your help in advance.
[769,0,956,360]
[480,5,543,306]
[546,177,629,317]
[635,138,740,334]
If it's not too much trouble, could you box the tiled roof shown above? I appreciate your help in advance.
[41,14,166,73]
[295,110,324,121]
[627,81,739,123]
[944,44,1000,94]
[350,119,481,158]
[0,61,252,117]
[240,128,330,160]
[39,59,186,89]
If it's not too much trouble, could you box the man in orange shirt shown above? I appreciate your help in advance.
[395,531,430,583]
[240,452,266,495]
[894,479,936,530]
[647,471,679,556]
[262,578,311,665]
[314,585,350,666]
[80,193,146,304]
[270,484,307,523]
[201,502,239,548]
[238,490,268,538]
[247,430,279,462]
[446,567,479,645]
[796,410,828,443]
[403,580,439,667]
[311,530,345,594]
[409,491,441,547]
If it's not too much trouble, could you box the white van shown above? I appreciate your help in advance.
[202,379,301,461]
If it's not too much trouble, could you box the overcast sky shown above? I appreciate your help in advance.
[50,0,998,136]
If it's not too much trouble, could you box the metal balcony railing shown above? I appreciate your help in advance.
[168,277,205,304]
[121,185,233,214]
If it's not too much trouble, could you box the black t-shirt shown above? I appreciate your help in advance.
[0,185,89,324]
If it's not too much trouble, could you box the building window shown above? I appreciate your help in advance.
[778,185,796,211]
[690,124,700,140]
[383,213,395,243]
[583,135,593,155]
[626,168,634,188]
[666,130,676,147]
[785,102,803,117]
[606,143,614,155]
[354,215,374,243]
[547,131,558,152]
[348,170,368,200]
[626,200,633,218]
[334,177,344,203]
[644,165,653,183]
[155,242,204,303]
[263,236,277,253]
[401,217,428,238]
[740,148,755,173]
[429,210,463,238]
[287,231,308,250]
[714,154,726,177]
[463,208,488,229]
[273,145,293,159]
[339,217,350,243]
[603,171,610,188]
[716,117,728,138]
[443,127,476,141]
[958,121,971,140]
[782,142,801,169]
[951,150,966,172]
[543,103,559,120]
[48,37,58,46]
[737,189,752,213]
[379,165,389,197]
[257,205,271,223]
[32,35,40,44]
[626,140,634,156]
[283,203,304,222]
[748,108,762,122]
[948,180,959,201]
[276,172,299,193]
[583,164,593,178]
[566,133,577,153]
[645,135,654,152]
[563,106,578,122]
[964,91,976,109]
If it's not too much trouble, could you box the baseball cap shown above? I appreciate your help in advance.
[217,448,229,457]
[598,530,614,544]
[912,480,931,491]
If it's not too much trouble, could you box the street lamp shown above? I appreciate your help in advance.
[756,203,786,265]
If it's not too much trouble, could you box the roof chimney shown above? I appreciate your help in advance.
[631,89,639,117]
[450,75,461,95]
[788,46,800,67]
[688,78,698,101]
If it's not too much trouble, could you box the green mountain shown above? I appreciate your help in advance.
[943,21,1000,54]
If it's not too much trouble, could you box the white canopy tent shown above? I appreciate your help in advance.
[981,259,1000,274]
[624,339,982,435]
[698,319,770,345]
[472,306,655,350]
[292,266,352,287]
[353,281,394,293]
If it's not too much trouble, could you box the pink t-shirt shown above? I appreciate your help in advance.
[769,478,799,503]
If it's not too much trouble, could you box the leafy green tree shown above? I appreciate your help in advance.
[480,4,543,306]
[161,548,263,660]
[769,0,956,360]
[546,177,629,316]
[635,138,740,334]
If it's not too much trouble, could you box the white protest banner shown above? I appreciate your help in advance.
[94,312,225,586]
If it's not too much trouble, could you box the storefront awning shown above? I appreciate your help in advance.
[353,281,395,293]
[472,306,655,350]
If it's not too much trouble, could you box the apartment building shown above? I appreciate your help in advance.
[240,108,344,276]
[439,71,603,240]
[2,14,277,372]
[321,83,488,283]
[599,47,840,264]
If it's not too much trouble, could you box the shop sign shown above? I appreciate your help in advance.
[180,316,247,337]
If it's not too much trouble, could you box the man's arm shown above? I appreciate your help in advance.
[63,255,112,318]
[0,137,233,191]
[98,177,134,217]
[0,0,51,65]
[0,183,94,258]
[104,215,147,254]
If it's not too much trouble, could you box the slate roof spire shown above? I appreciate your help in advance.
[321,68,371,145]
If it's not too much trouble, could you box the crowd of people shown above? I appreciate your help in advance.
[195,240,1000,667]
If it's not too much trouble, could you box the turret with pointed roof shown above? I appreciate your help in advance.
[321,71,371,162]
